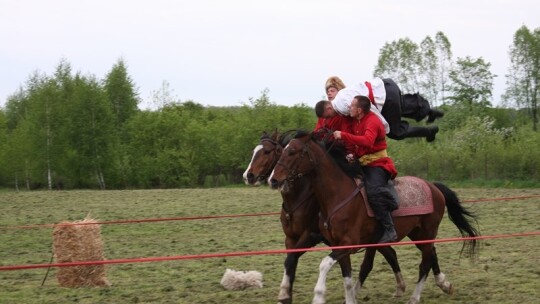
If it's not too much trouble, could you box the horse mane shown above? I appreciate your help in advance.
[324,141,363,178]
[278,129,301,147]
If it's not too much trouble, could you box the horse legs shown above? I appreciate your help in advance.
[278,252,301,304]
[378,246,406,297]
[355,248,376,294]
[313,255,336,304]
[408,244,434,304]
[430,246,454,295]
[355,247,405,298]
[313,251,356,304]
[279,235,321,304]
[337,254,357,304]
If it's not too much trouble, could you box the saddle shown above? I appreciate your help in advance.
[356,176,434,218]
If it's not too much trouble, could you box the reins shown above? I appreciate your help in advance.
[276,139,317,183]
[278,131,362,230]
[304,131,363,230]
[320,187,360,230]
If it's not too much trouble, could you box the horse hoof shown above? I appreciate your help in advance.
[447,284,454,295]
[278,300,291,304]
[393,290,404,297]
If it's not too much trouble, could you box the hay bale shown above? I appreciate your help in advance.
[220,268,263,290]
[52,217,110,288]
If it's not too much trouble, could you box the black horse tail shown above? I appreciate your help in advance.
[434,182,480,258]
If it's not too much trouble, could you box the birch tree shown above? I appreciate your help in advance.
[504,25,540,131]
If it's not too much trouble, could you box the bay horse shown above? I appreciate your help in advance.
[268,131,479,304]
[243,130,408,303]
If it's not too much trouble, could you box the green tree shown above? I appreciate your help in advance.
[448,56,496,110]
[374,38,422,93]
[103,58,140,129]
[419,36,438,103]
[375,32,453,106]
[503,25,540,131]
[0,110,8,185]
[65,74,118,189]
[25,72,68,190]
[434,31,453,105]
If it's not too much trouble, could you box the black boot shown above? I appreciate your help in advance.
[426,109,444,124]
[402,126,439,142]
[425,125,439,142]
[378,212,397,243]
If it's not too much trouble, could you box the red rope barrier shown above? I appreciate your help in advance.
[0,212,281,230]
[1,194,539,230]
[1,231,538,271]
[464,195,540,203]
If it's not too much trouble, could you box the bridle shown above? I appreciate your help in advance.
[255,138,281,181]
[275,137,318,184]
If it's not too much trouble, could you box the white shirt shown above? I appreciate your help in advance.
[331,77,390,134]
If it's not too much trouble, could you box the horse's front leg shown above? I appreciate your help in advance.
[279,233,322,304]
[278,253,299,304]
[336,253,357,304]
[312,255,337,304]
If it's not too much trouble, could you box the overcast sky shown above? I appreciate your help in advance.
[1,0,538,109]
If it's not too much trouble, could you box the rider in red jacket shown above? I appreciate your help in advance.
[333,95,399,243]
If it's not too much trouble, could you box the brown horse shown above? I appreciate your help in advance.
[243,130,407,303]
[268,131,479,304]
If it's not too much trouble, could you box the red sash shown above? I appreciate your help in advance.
[364,81,378,109]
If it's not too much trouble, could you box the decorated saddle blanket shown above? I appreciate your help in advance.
[361,176,433,218]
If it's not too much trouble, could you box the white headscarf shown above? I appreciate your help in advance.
[331,77,390,134]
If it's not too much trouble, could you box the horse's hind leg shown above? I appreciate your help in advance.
[377,246,406,297]
[408,244,434,304]
[430,246,454,295]
[356,247,405,298]
[355,248,376,294]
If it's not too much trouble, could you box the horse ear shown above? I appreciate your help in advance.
[271,128,279,141]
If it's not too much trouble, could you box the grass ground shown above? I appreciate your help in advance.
[0,187,539,303]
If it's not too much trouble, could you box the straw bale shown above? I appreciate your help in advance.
[52,218,110,288]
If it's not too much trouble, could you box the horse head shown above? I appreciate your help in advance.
[243,130,283,186]
[269,131,318,193]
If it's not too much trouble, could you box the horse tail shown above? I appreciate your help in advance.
[433,182,480,258]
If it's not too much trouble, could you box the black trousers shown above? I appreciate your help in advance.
[381,78,431,140]
[362,166,398,220]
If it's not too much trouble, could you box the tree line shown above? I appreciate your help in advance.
[0,26,538,190]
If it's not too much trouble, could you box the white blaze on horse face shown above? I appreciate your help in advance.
[242,144,263,185]
[268,142,290,187]
[268,169,275,187]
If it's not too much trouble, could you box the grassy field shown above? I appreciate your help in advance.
[0,187,539,304]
